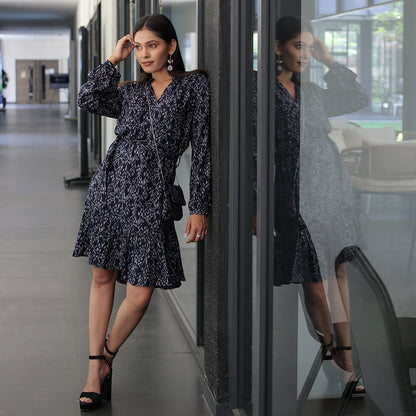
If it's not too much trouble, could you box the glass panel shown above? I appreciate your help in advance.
[160,0,199,337]
[316,0,337,16]
[342,0,368,11]
[160,1,198,70]
[270,0,416,414]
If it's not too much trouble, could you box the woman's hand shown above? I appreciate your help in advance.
[184,214,208,243]
[108,34,136,66]
[311,37,336,68]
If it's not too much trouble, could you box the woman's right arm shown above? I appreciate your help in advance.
[77,35,136,118]
[77,61,123,118]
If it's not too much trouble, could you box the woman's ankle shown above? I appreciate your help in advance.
[104,338,118,365]
[333,348,354,373]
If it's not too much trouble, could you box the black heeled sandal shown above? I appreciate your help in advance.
[79,355,112,411]
[334,346,366,395]
[316,332,336,360]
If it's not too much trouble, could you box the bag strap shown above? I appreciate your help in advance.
[145,85,166,185]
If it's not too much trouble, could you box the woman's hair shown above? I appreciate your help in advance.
[275,16,313,81]
[133,14,206,81]
[275,15,313,45]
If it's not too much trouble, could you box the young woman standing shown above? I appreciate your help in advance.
[74,14,211,411]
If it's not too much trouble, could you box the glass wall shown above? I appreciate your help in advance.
[160,1,197,70]
[261,0,416,414]
[159,0,200,338]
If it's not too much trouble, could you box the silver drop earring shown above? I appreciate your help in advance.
[276,54,283,72]
[167,55,174,71]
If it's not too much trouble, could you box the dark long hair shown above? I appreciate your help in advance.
[133,14,206,81]
[275,15,313,45]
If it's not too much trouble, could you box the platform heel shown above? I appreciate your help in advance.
[334,345,366,394]
[101,371,112,402]
[79,355,112,411]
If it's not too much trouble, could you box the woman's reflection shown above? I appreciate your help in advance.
[273,16,369,393]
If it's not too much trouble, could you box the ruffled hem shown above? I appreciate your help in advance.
[73,211,185,289]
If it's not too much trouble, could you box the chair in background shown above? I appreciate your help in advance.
[328,118,397,153]
[296,247,416,415]
[346,248,416,415]
[341,142,416,270]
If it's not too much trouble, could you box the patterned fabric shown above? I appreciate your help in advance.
[273,63,369,286]
[73,60,211,289]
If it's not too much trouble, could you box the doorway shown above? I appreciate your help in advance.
[16,60,59,104]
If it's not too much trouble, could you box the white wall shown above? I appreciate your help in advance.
[76,0,118,153]
[0,31,71,103]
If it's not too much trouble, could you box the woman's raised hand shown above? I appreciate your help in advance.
[311,37,336,68]
[108,34,136,66]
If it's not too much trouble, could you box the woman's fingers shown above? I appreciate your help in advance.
[110,35,136,65]
[184,215,208,243]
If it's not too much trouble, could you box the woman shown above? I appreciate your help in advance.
[273,16,368,391]
[74,14,211,411]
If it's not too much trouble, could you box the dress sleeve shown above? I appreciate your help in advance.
[77,60,122,119]
[188,74,212,215]
[321,62,369,117]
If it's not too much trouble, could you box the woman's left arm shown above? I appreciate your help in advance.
[185,74,212,243]
[312,37,370,116]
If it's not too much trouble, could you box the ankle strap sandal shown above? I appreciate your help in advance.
[105,338,118,357]
[79,355,112,411]
[335,345,352,352]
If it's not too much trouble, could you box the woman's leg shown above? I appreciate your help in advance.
[104,283,154,364]
[330,263,357,375]
[302,281,333,347]
[81,266,118,403]
[330,263,351,349]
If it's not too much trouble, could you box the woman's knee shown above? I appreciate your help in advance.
[126,286,154,313]
[335,263,347,280]
[92,266,118,286]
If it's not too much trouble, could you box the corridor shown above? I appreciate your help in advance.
[0,104,210,416]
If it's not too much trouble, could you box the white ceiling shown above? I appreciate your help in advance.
[0,0,78,31]
[0,0,78,8]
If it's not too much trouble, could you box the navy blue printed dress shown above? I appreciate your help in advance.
[73,60,211,289]
[273,63,369,285]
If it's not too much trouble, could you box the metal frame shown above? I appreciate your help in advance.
[64,26,91,187]
[117,0,133,83]
[403,0,416,132]
[228,0,254,413]
[252,0,275,415]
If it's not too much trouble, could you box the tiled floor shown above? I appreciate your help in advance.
[0,104,211,416]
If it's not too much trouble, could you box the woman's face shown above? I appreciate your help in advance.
[133,28,176,75]
[276,31,314,75]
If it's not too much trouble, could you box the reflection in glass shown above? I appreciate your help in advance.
[342,0,367,11]
[160,1,197,70]
[316,0,337,16]
[271,14,370,415]
[268,0,416,414]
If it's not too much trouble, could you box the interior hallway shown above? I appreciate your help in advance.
[0,104,210,416]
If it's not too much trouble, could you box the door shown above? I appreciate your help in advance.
[16,60,59,104]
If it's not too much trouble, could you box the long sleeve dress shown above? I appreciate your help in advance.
[73,61,211,289]
[274,62,369,286]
